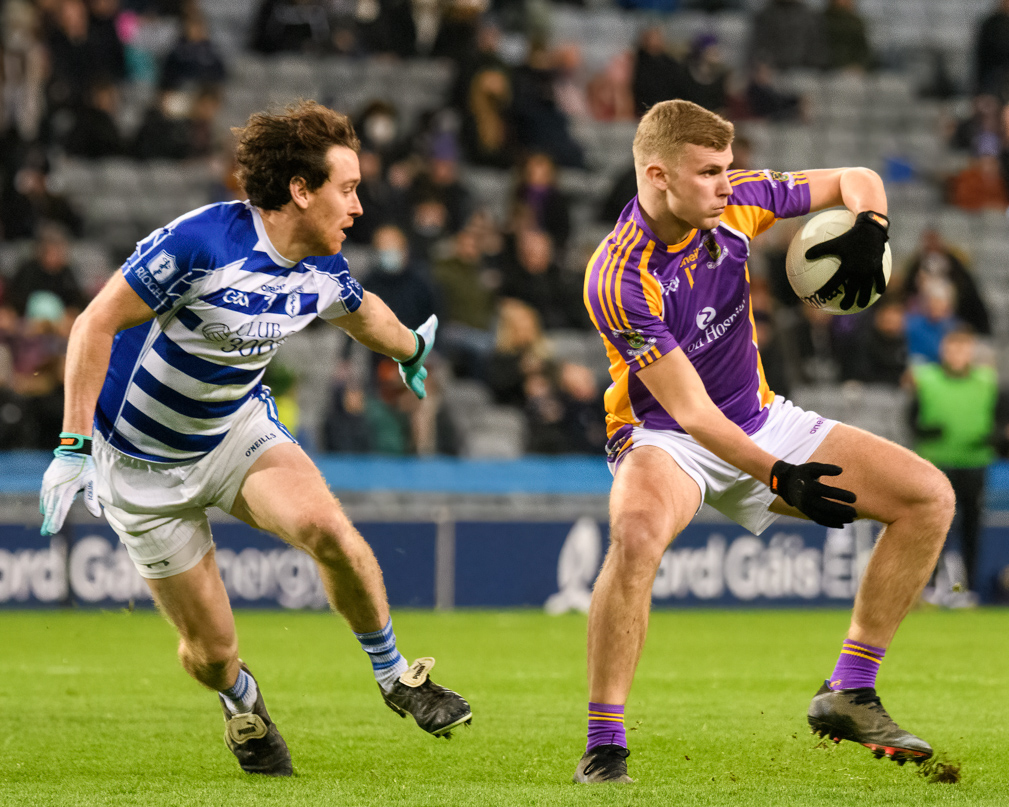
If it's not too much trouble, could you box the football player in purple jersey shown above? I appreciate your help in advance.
[575,100,951,783]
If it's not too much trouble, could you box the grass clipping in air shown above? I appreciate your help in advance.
[917,754,962,784]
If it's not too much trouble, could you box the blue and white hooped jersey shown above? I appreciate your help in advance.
[96,201,363,463]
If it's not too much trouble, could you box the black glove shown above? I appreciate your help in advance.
[805,210,889,311]
[769,460,857,529]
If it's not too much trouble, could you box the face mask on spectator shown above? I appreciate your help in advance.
[377,248,407,274]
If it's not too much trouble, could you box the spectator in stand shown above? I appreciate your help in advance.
[500,228,586,330]
[905,277,961,364]
[159,10,227,90]
[187,85,223,158]
[346,149,406,244]
[361,225,438,332]
[599,164,637,223]
[63,78,128,158]
[749,0,823,71]
[557,360,607,453]
[449,19,507,112]
[461,65,517,168]
[511,40,586,168]
[133,88,194,159]
[3,223,88,318]
[356,101,411,167]
[679,34,730,115]
[632,26,685,116]
[485,296,552,407]
[432,228,499,377]
[909,327,999,603]
[2,0,48,141]
[949,94,1003,156]
[409,147,473,236]
[10,290,68,447]
[855,296,908,385]
[45,0,126,110]
[821,0,872,72]
[510,152,571,257]
[586,49,636,122]
[976,0,1009,96]
[523,368,569,453]
[949,153,1009,211]
[0,155,84,240]
[0,319,34,449]
[746,60,803,121]
[902,228,991,336]
[250,0,332,54]
[358,0,417,57]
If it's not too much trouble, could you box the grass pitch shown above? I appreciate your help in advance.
[2,607,1007,806]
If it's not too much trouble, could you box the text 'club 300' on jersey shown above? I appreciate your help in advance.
[97,201,363,462]
[584,169,810,465]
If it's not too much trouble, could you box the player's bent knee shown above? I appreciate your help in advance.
[285,510,356,565]
[609,509,675,565]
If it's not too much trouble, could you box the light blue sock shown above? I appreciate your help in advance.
[220,668,258,714]
[355,618,408,691]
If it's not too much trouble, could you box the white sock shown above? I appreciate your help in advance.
[220,668,258,714]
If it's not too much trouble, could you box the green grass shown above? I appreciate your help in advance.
[1,608,1007,806]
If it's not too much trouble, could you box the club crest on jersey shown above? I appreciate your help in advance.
[614,328,656,358]
[284,290,301,317]
[202,322,231,342]
[762,169,797,190]
[704,235,727,269]
[147,250,179,283]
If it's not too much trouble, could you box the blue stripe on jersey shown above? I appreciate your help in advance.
[175,307,203,332]
[152,332,262,386]
[96,406,181,462]
[133,366,249,419]
[121,401,226,453]
[95,321,153,436]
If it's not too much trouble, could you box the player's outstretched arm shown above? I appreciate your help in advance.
[329,291,437,398]
[40,273,156,535]
[803,167,889,311]
[638,348,856,528]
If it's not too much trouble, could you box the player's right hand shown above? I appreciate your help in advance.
[769,460,856,529]
[397,314,438,399]
[805,210,889,311]
[40,444,102,536]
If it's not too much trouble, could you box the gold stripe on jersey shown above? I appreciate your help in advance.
[597,221,635,332]
[720,204,777,240]
[583,239,608,333]
[744,262,775,409]
[607,225,644,331]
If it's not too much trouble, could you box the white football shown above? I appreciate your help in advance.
[785,209,891,315]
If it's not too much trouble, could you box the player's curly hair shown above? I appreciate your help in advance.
[633,100,734,170]
[232,100,361,210]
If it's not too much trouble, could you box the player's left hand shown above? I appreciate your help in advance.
[40,449,102,536]
[805,210,889,311]
[769,460,857,529]
[397,314,438,399]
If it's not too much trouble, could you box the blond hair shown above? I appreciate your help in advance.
[632,100,734,170]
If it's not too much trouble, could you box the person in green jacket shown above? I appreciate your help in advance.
[909,326,999,602]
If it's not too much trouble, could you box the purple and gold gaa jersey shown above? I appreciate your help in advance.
[584,169,811,463]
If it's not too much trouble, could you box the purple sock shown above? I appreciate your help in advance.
[587,702,626,751]
[828,639,886,690]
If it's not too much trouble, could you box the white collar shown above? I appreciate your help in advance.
[249,203,297,268]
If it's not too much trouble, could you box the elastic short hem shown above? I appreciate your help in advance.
[130,523,215,579]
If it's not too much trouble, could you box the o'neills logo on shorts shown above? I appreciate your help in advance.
[809,418,825,435]
[245,432,278,457]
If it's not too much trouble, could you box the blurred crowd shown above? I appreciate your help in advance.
[1,0,1009,458]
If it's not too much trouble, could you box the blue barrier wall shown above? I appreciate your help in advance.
[4,518,1008,609]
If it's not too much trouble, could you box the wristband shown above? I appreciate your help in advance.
[55,432,92,457]
[859,210,889,233]
[398,332,426,368]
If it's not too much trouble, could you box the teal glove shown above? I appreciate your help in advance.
[40,432,102,536]
[397,315,438,399]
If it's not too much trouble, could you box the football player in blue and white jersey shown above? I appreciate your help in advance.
[39,101,471,776]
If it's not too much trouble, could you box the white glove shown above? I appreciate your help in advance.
[40,453,102,536]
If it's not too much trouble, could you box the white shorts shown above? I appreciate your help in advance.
[93,393,296,579]
[614,397,837,535]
